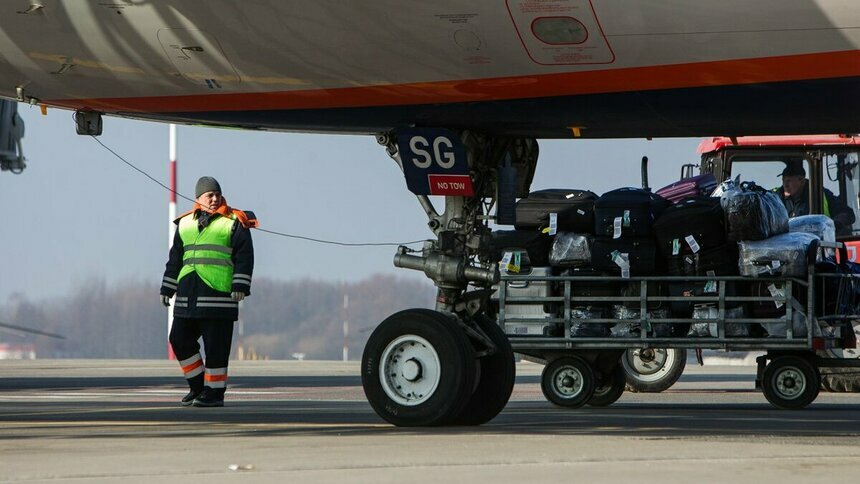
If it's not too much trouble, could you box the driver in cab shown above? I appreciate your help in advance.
[778,163,855,235]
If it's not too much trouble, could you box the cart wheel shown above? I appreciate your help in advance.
[622,348,686,393]
[588,364,626,407]
[761,355,820,409]
[541,356,595,408]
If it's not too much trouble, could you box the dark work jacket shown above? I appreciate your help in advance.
[779,183,855,234]
[160,210,254,321]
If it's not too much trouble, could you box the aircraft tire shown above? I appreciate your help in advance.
[451,314,515,425]
[361,309,476,427]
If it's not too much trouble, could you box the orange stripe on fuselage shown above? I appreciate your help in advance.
[47,50,860,114]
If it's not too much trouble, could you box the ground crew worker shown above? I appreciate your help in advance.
[160,176,258,407]
[777,164,855,235]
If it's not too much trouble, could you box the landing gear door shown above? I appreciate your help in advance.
[396,128,474,197]
[0,100,25,174]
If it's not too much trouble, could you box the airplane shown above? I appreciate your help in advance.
[1,1,859,426]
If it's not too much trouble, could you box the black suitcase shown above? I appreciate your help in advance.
[591,237,657,275]
[668,280,741,317]
[563,267,620,303]
[515,189,597,233]
[666,244,739,276]
[594,188,668,238]
[653,197,726,257]
[487,230,553,267]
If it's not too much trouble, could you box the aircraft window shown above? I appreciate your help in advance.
[531,17,588,45]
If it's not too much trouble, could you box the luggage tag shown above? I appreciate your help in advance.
[611,250,631,278]
[613,217,622,239]
[500,251,520,273]
[577,209,585,215]
[622,210,631,227]
[684,235,701,253]
[704,270,717,294]
[548,213,558,236]
[767,283,785,309]
[672,238,680,256]
[771,260,781,274]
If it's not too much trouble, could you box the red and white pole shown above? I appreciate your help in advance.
[167,123,177,360]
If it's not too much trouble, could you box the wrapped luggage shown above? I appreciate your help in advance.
[570,306,610,337]
[515,189,597,233]
[655,173,717,203]
[790,215,835,257]
[688,305,748,337]
[594,187,669,238]
[722,182,789,241]
[653,196,726,257]
[738,232,820,277]
[760,312,809,339]
[610,306,672,337]
[550,232,593,267]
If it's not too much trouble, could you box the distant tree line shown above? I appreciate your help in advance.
[0,275,435,360]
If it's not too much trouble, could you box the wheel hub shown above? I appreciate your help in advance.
[624,348,671,378]
[379,335,441,406]
[775,368,805,399]
[553,367,584,397]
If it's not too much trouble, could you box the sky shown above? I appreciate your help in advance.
[0,105,703,302]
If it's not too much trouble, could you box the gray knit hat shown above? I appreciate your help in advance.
[195,176,222,198]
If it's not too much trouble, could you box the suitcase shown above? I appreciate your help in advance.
[620,280,667,310]
[591,237,657,275]
[666,244,739,276]
[738,232,819,278]
[723,183,789,242]
[653,197,726,257]
[655,173,718,203]
[491,267,558,336]
[563,267,621,304]
[594,188,668,238]
[515,189,597,233]
[688,306,749,337]
[549,232,593,267]
[488,230,553,268]
[570,306,611,337]
[668,280,741,317]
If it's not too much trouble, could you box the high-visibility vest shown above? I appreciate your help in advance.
[177,213,235,292]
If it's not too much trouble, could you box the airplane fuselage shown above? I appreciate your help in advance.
[1,0,859,138]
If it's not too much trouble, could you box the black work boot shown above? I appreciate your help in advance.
[192,387,225,407]
[181,374,204,407]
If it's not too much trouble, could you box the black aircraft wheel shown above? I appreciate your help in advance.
[362,309,476,426]
[541,356,595,408]
[451,314,516,425]
[623,348,686,393]
[761,355,820,409]
[587,363,626,407]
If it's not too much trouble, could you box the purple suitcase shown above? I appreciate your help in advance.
[655,173,718,204]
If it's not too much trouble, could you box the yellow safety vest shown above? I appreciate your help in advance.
[177,213,235,292]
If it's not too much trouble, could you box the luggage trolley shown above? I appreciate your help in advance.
[495,241,860,409]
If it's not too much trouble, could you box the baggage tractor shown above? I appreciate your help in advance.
[515,189,597,233]
[488,230,553,267]
[594,187,668,238]
[492,267,558,336]
[653,197,726,257]
[655,173,718,204]
[591,237,657,275]
[666,244,739,277]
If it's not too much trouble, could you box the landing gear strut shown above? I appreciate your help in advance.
[361,130,537,426]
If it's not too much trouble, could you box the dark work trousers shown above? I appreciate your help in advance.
[169,317,235,395]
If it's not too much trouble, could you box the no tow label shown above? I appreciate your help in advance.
[396,128,474,196]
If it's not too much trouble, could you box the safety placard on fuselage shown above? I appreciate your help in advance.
[397,129,474,197]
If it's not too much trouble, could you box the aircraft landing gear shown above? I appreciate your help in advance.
[361,130,537,426]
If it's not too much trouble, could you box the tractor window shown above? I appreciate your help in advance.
[729,160,807,192]
[824,152,860,237]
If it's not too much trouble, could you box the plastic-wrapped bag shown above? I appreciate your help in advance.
[610,306,671,337]
[712,178,739,200]
[722,182,789,241]
[738,232,820,277]
[550,232,593,267]
[790,215,835,257]
[760,311,809,338]
[570,306,609,337]
[688,305,747,337]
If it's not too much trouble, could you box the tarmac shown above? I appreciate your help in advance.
[1,359,859,483]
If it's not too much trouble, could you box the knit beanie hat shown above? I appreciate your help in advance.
[195,176,222,198]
